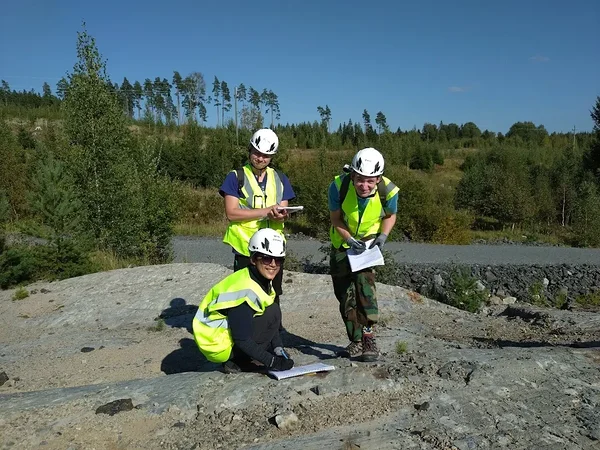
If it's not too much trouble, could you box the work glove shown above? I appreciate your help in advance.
[270,355,294,371]
[369,233,388,250]
[346,237,366,254]
[274,346,290,359]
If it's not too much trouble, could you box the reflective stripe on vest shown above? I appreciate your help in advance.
[193,288,264,328]
[192,268,275,363]
[329,174,399,249]
[223,164,285,256]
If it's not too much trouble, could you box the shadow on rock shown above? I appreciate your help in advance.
[159,297,198,333]
[283,330,345,360]
[161,338,220,374]
[474,337,600,349]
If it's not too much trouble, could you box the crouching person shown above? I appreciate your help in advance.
[192,228,294,373]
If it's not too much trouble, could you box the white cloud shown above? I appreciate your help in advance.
[448,86,467,93]
[530,55,550,63]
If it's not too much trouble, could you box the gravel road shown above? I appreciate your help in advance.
[172,236,600,267]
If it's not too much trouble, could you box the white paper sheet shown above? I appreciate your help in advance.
[267,362,336,380]
[347,239,385,272]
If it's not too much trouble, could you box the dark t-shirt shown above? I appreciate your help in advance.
[219,170,296,201]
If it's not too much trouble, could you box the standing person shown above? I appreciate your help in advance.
[219,128,295,307]
[328,147,400,362]
[193,228,294,373]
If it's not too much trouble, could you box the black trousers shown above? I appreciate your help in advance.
[233,254,283,304]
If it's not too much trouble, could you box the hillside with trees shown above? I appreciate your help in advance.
[1,25,599,288]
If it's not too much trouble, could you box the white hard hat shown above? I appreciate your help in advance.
[250,128,279,155]
[351,147,385,176]
[248,228,286,257]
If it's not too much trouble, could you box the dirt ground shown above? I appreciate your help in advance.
[1,265,599,449]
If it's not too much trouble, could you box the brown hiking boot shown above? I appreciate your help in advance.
[339,341,362,358]
[361,332,379,362]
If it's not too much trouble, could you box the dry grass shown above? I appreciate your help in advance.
[173,221,227,237]
[88,250,143,272]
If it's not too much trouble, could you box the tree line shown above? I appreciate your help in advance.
[0,75,281,129]
[1,78,590,153]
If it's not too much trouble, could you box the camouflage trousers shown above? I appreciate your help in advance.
[329,246,378,342]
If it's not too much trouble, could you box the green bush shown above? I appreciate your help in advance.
[395,341,408,354]
[527,280,547,306]
[12,286,29,300]
[446,267,487,313]
[0,243,93,289]
[575,290,600,307]
[0,246,40,289]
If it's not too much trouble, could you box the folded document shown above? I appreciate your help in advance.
[267,362,336,380]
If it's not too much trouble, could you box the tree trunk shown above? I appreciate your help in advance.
[562,186,566,227]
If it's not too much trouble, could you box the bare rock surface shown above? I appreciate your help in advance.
[1,263,599,449]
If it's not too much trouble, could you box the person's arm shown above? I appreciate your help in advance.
[224,195,285,222]
[380,213,397,236]
[227,303,275,367]
[270,172,294,222]
[380,191,398,236]
[328,179,356,243]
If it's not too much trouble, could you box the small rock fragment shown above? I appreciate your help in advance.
[0,372,9,386]
[489,296,503,305]
[310,386,323,396]
[414,401,430,411]
[274,412,299,430]
[81,347,95,353]
[95,398,134,416]
[502,296,517,305]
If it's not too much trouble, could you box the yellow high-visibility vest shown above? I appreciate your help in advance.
[192,268,275,363]
[223,164,285,256]
[329,174,399,249]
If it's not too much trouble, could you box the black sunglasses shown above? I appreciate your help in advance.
[256,255,284,265]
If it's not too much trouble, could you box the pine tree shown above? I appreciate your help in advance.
[42,82,54,107]
[212,76,221,126]
[375,111,389,133]
[29,155,82,249]
[143,78,154,121]
[132,81,143,119]
[172,71,183,124]
[236,83,247,109]
[221,80,231,125]
[120,77,134,118]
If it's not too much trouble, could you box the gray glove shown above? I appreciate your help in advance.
[369,233,388,250]
[274,346,290,359]
[346,237,366,253]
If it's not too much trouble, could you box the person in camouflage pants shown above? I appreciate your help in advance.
[327,148,399,362]
[330,247,378,343]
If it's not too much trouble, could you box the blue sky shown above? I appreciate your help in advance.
[1,0,598,133]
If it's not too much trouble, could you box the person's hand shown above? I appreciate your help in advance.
[267,205,288,222]
[270,355,294,371]
[274,346,290,359]
[346,237,366,254]
[369,233,388,250]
